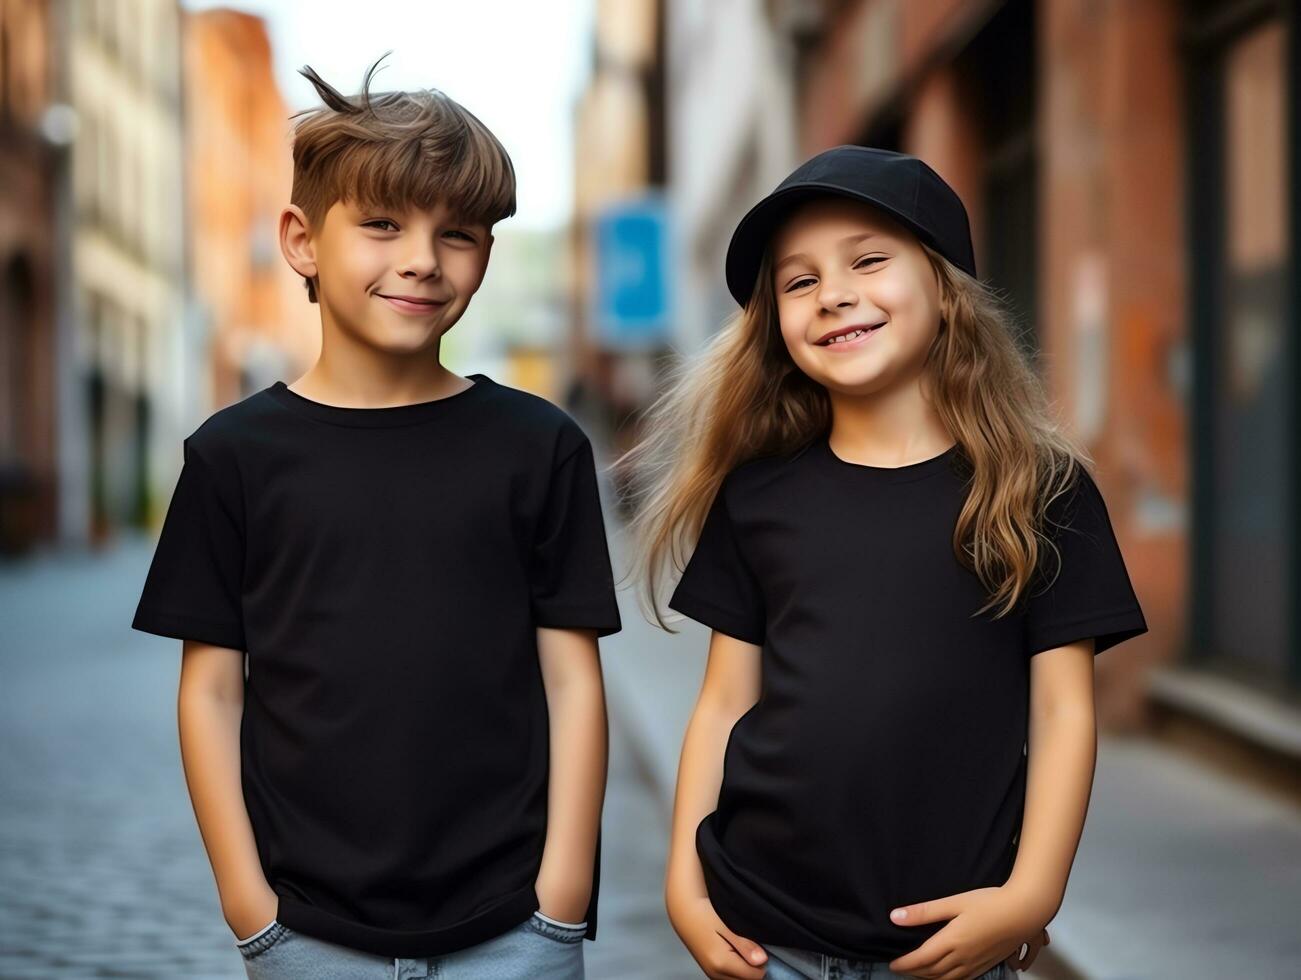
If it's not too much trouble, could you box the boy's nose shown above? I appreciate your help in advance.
[398,251,441,279]
[398,265,440,280]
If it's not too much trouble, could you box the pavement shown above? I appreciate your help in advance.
[2,477,1299,979]
[598,516,1301,980]
[1,539,238,978]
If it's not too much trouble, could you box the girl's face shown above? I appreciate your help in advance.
[770,196,942,396]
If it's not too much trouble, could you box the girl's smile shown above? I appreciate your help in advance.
[814,321,886,350]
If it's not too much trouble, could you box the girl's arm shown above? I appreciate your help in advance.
[666,629,769,980]
[888,638,1094,978]
[1004,636,1099,916]
[534,625,608,924]
[178,640,278,940]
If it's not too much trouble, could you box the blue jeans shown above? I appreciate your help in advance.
[235,910,586,979]
[764,943,1011,980]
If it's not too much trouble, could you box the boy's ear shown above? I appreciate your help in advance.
[479,232,495,281]
[279,205,318,282]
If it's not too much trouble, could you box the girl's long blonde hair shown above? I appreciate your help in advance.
[613,242,1093,632]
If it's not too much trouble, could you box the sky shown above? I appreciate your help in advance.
[183,0,596,231]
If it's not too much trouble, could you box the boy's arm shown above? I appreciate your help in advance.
[534,625,608,923]
[178,639,279,940]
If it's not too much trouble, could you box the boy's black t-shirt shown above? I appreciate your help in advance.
[131,374,622,958]
[667,435,1147,960]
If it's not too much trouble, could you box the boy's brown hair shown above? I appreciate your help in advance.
[288,53,517,302]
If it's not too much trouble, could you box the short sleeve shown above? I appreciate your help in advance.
[131,437,247,650]
[528,434,623,638]
[1024,465,1148,657]
[667,479,766,646]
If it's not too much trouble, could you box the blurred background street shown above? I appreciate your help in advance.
[1,0,1299,978]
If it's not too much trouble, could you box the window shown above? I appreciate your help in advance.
[1186,1,1296,689]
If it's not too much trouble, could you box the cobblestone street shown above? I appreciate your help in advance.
[12,500,1298,979]
[0,534,695,978]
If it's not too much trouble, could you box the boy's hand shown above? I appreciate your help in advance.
[667,893,768,979]
[886,885,1051,978]
[534,872,592,926]
[224,882,280,943]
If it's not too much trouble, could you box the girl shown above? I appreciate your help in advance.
[618,146,1148,980]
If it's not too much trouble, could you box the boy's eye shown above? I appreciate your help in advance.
[361,221,477,243]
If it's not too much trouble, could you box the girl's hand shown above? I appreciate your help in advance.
[667,893,769,979]
[885,885,1050,979]
[1006,927,1051,973]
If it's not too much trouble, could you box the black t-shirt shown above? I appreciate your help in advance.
[667,434,1147,960]
[130,374,622,958]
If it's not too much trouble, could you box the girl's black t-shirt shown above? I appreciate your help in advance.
[130,374,622,958]
[667,435,1147,960]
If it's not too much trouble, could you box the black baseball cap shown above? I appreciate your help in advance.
[724,145,978,307]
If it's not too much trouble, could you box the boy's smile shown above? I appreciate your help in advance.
[374,292,451,315]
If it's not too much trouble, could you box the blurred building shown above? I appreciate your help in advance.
[0,0,61,555]
[666,0,802,350]
[0,0,189,550]
[65,0,187,544]
[661,0,1298,772]
[182,8,317,412]
[570,0,667,460]
[448,224,576,392]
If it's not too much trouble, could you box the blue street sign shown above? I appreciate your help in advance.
[591,195,671,347]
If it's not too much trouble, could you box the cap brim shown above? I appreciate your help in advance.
[724,184,937,308]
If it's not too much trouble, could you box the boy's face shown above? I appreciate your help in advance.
[769,197,941,397]
[284,197,493,353]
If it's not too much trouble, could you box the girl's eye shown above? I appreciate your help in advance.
[364,219,398,232]
[444,230,475,242]
[784,258,881,292]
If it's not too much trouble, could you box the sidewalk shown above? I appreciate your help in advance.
[599,520,1301,980]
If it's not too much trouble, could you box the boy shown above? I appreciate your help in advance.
[131,57,621,978]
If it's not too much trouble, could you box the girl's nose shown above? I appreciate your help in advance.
[817,281,858,311]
